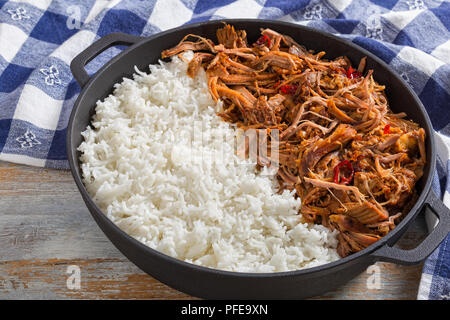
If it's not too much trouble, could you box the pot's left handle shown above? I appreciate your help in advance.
[370,190,450,265]
[70,33,145,88]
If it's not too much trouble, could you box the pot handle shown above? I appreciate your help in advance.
[371,190,450,265]
[70,32,145,88]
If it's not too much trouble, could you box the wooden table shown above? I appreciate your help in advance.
[0,160,427,299]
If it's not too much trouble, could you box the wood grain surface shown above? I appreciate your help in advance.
[0,161,427,300]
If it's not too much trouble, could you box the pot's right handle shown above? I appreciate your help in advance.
[371,190,450,265]
[70,32,145,89]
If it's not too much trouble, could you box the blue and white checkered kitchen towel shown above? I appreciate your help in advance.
[0,0,448,299]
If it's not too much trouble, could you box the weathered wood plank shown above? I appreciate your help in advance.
[313,262,424,300]
[0,160,427,299]
[0,258,194,299]
[0,258,422,300]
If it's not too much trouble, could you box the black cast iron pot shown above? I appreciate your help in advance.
[67,19,450,299]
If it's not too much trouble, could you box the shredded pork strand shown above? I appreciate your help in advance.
[162,24,427,258]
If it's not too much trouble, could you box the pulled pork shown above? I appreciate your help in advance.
[162,24,426,257]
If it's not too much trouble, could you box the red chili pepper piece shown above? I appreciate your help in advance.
[350,71,362,79]
[273,80,280,88]
[264,35,271,47]
[346,66,355,78]
[344,66,362,79]
[255,35,271,47]
[383,124,391,134]
[333,160,354,185]
[279,84,298,94]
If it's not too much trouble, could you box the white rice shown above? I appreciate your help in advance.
[78,53,339,272]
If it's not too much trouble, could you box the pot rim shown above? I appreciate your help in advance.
[67,18,436,278]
